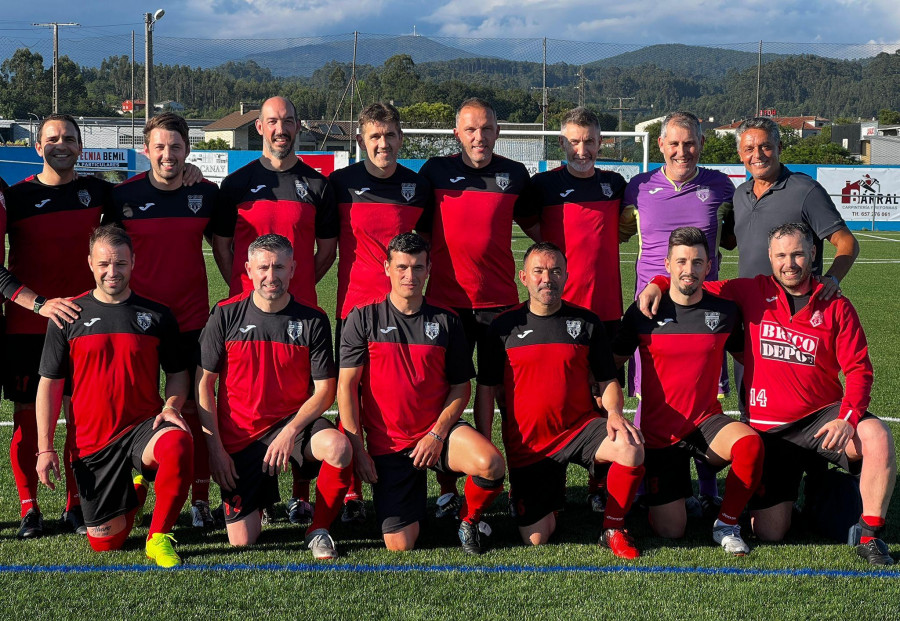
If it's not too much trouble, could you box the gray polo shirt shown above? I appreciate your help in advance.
[733,165,845,277]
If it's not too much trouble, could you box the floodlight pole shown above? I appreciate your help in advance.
[145,9,166,122]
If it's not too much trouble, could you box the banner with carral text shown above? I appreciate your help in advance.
[818,167,900,223]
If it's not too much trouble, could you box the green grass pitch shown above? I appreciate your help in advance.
[0,230,898,619]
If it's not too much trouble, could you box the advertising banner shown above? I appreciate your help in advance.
[817,167,900,223]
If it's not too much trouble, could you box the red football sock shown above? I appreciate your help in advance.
[437,471,460,497]
[718,434,764,525]
[459,475,504,523]
[307,461,352,534]
[860,515,886,544]
[11,407,39,517]
[182,404,210,503]
[290,461,311,501]
[603,463,645,530]
[63,429,80,510]
[89,481,146,552]
[343,465,363,503]
[147,430,193,538]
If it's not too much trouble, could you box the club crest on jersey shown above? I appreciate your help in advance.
[136,312,152,331]
[295,180,309,200]
[705,311,720,331]
[600,183,613,198]
[696,186,710,202]
[495,173,510,191]
[287,321,303,341]
[401,183,416,202]
[566,320,581,339]
[810,310,824,328]
[424,321,440,340]
[78,189,91,207]
[187,194,203,214]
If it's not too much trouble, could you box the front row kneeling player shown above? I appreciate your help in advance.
[339,232,506,555]
[612,227,764,556]
[35,224,193,568]
[476,242,645,559]
[196,234,352,558]
[640,222,896,566]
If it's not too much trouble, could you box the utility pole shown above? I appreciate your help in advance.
[607,96,635,160]
[131,30,135,147]
[541,38,548,130]
[577,66,587,108]
[32,22,79,113]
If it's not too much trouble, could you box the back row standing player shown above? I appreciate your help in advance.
[216,96,339,520]
[417,98,539,513]
[621,111,736,513]
[328,102,432,522]
[1,114,202,539]
[105,112,228,527]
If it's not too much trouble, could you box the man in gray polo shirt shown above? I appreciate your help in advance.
[725,117,858,295]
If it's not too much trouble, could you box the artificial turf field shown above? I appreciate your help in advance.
[0,230,898,620]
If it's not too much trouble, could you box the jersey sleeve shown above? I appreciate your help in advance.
[198,305,227,373]
[339,307,369,368]
[158,309,187,374]
[611,305,640,358]
[588,319,618,383]
[802,182,846,240]
[38,321,70,380]
[512,174,539,226]
[414,160,436,234]
[308,313,336,380]
[314,179,339,240]
[210,177,239,238]
[445,314,475,385]
[476,322,505,386]
[101,183,122,225]
[834,300,873,427]
[724,306,744,355]
[203,185,225,238]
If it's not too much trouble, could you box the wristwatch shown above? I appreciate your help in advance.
[33,296,47,314]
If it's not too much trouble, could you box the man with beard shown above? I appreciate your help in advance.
[216,96,338,307]
[613,227,762,556]
[639,222,895,565]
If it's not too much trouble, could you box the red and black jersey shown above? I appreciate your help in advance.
[0,185,22,300]
[4,175,110,334]
[340,296,474,456]
[199,291,335,454]
[329,161,432,319]
[479,301,617,467]
[418,154,537,309]
[107,173,222,332]
[613,293,743,449]
[38,291,184,459]
[531,166,627,321]
[217,159,338,306]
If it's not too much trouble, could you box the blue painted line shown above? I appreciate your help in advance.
[0,562,897,578]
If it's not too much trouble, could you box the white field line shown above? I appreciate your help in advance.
[7,409,899,426]
[856,233,900,243]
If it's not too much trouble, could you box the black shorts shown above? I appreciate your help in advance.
[643,414,735,507]
[371,421,469,534]
[454,306,509,365]
[508,417,609,527]
[72,417,182,527]
[3,333,72,402]
[220,416,331,523]
[179,329,202,401]
[750,404,874,511]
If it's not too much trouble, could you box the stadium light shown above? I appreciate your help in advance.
[144,9,166,122]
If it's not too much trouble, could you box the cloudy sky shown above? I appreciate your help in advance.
[1,0,898,44]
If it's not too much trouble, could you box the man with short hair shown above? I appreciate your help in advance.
[339,232,506,555]
[621,110,736,512]
[417,97,538,513]
[640,222,895,565]
[476,242,645,558]
[216,96,338,307]
[730,117,857,289]
[325,102,433,524]
[3,115,202,538]
[35,224,193,567]
[107,112,227,529]
[613,227,763,556]
[196,234,352,557]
